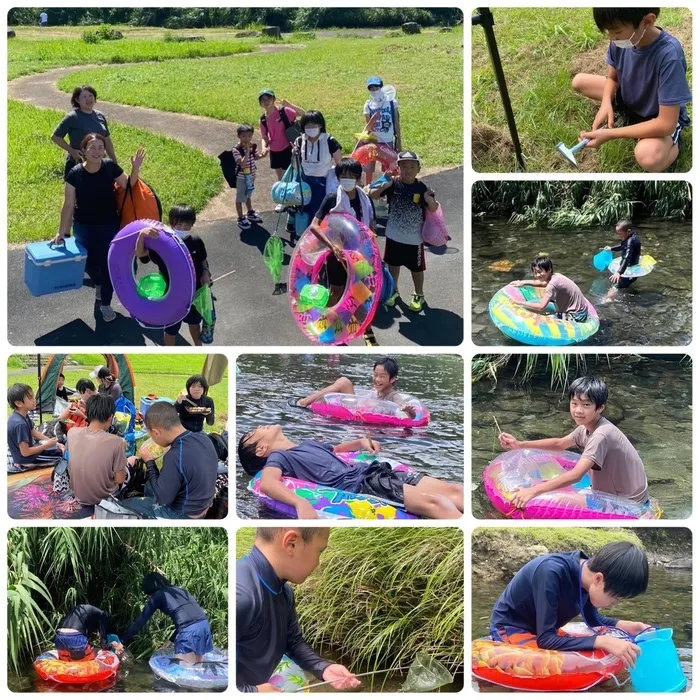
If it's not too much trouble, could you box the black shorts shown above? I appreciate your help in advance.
[615,276,637,290]
[359,461,425,504]
[270,145,293,171]
[164,305,202,337]
[325,254,347,288]
[613,91,684,145]
[383,237,426,273]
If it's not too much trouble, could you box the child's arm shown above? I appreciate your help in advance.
[135,227,159,259]
[393,107,402,151]
[19,439,57,457]
[423,187,438,213]
[514,292,554,312]
[309,220,344,261]
[510,279,546,287]
[281,99,305,119]
[333,438,380,454]
[499,433,576,452]
[582,104,681,146]
[592,65,618,130]
[200,259,212,286]
[368,180,392,200]
[259,467,319,519]
[510,457,595,509]
[205,398,215,426]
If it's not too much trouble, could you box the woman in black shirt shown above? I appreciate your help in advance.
[176,374,215,433]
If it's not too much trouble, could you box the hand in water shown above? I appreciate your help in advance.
[401,404,417,418]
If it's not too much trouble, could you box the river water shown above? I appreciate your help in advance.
[471,564,692,692]
[472,356,692,519]
[236,354,464,518]
[471,219,692,346]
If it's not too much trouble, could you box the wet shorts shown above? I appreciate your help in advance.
[54,632,93,661]
[359,461,425,504]
[175,619,214,656]
[383,238,426,273]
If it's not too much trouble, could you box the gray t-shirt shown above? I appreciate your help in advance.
[98,381,122,403]
[544,273,588,315]
[606,29,691,126]
[53,109,110,149]
[568,417,648,502]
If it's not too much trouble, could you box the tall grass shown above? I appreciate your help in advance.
[7,528,228,672]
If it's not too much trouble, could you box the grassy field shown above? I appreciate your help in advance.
[471,7,692,172]
[56,30,464,167]
[8,101,222,244]
[7,354,229,432]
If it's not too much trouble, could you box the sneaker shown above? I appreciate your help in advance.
[363,330,379,347]
[275,203,285,213]
[408,294,425,312]
[385,292,400,308]
[101,305,116,322]
[247,210,263,223]
[238,216,251,230]
[94,287,102,302]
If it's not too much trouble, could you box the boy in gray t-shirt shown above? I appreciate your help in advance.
[572,8,691,173]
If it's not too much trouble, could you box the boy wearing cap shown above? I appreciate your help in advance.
[258,88,306,213]
[362,76,401,182]
[370,151,438,313]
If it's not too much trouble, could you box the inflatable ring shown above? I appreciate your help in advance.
[108,219,196,328]
[483,448,661,520]
[352,142,399,173]
[472,623,625,691]
[608,254,657,278]
[489,284,599,345]
[149,648,227,690]
[310,388,430,427]
[248,451,419,520]
[270,655,310,692]
[34,649,120,684]
[289,213,383,345]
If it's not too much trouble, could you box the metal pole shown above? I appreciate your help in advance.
[473,8,526,170]
[37,354,42,425]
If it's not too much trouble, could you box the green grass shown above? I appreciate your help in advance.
[473,527,642,553]
[8,100,222,244]
[63,353,229,376]
[56,30,464,167]
[471,7,692,172]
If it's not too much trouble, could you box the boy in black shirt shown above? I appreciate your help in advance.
[604,219,642,292]
[54,604,122,660]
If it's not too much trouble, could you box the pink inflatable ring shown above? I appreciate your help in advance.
[108,219,196,328]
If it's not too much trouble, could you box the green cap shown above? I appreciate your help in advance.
[258,88,275,100]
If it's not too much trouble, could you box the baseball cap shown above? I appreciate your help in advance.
[366,76,384,88]
[258,88,275,100]
[397,150,421,163]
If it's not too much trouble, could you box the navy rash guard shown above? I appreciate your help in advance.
[490,551,618,651]
[237,546,330,692]
[121,586,207,645]
[611,232,641,275]
[58,604,110,648]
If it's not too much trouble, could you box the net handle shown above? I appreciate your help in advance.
[295,666,410,692]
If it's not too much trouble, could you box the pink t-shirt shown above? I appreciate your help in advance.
[544,273,588,315]
[259,107,297,152]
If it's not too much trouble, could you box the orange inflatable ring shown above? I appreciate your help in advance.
[34,649,120,684]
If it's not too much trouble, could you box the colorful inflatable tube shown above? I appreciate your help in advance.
[472,623,625,691]
[270,655,310,692]
[289,213,383,345]
[489,284,599,346]
[248,451,419,520]
[483,448,661,520]
[108,219,196,328]
[608,254,657,278]
[34,649,120,684]
[149,648,228,690]
[310,388,430,427]
[352,142,399,174]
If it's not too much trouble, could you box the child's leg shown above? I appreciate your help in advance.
[571,74,607,101]
[402,483,462,519]
[634,137,679,173]
[297,376,356,408]
[175,652,204,665]
[188,323,202,346]
[364,161,377,184]
[246,197,254,212]
[235,201,244,217]
[388,265,400,288]
[274,168,285,181]
[410,270,425,296]
[414,476,464,512]
[328,284,345,308]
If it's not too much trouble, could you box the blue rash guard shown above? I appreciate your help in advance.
[490,551,618,652]
[236,546,330,692]
[57,604,110,648]
[121,586,208,645]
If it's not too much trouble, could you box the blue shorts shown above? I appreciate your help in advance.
[175,619,213,656]
[54,631,91,660]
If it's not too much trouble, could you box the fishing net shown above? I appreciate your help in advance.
[400,652,454,692]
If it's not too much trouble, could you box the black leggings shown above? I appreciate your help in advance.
[73,222,119,306]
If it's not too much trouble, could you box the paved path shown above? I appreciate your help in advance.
[9,54,463,347]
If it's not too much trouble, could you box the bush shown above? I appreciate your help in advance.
[81,29,100,44]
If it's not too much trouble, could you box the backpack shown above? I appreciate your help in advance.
[114,396,137,433]
[218,144,257,189]
[260,107,301,143]
[207,432,228,462]
[114,178,162,228]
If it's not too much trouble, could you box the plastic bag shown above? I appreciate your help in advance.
[421,204,449,246]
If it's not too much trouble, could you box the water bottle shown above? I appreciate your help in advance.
[125,431,136,457]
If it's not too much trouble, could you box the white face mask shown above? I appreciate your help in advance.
[339,178,356,192]
[369,89,384,102]
[305,127,320,138]
[173,228,187,239]
[613,23,646,49]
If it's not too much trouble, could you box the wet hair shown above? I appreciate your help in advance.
[76,378,96,395]
[96,366,113,381]
[238,431,267,476]
[8,383,33,409]
[168,205,197,228]
[257,527,325,543]
[588,542,649,598]
[80,132,107,152]
[616,219,634,232]
[237,123,254,136]
[142,572,171,595]
[531,256,553,273]
[569,376,608,409]
[334,157,363,180]
[71,85,97,109]
[374,357,399,380]
[300,111,327,133]
[85,393,116,424]
[186,374,209,394]
[144,402,181,431]
[593,8,659,32]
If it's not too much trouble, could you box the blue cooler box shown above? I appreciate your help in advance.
[24,239,88,297]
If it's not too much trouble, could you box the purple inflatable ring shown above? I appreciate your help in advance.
[108,219,196,328]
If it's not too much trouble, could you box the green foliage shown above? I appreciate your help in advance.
[7,528,228,669]
[82,24,123,43]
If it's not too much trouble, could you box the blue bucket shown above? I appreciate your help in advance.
[629,628,687,692]
[592,249,613,271]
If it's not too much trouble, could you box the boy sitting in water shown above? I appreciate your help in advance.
[511,257,590,323]
[490,541,650,665]
[54,604,123,661]
[238,426,463,519]
[573,8,691,173]
[499,376,649,509]
[602,219,642,302]
[289,356,417,418]
[237,527,361,692]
